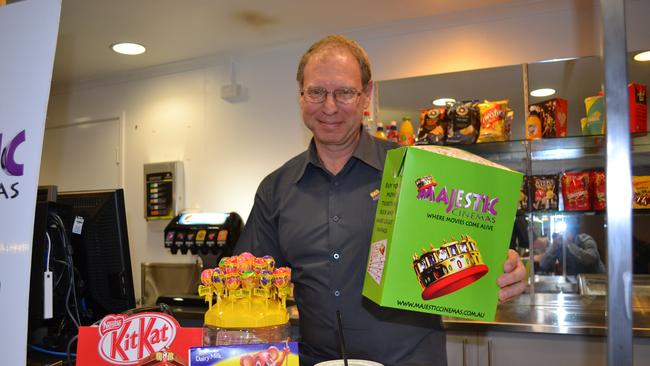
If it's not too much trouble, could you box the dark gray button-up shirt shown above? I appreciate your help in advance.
[235,130,447,366]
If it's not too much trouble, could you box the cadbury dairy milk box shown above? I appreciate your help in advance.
[362,146,523,321]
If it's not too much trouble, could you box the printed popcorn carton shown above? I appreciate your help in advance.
[362,146,523,321]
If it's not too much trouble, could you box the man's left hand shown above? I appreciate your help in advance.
[496,249,528,303]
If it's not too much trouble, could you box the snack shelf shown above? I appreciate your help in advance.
[432,133,650,166]
[517,210,650,217]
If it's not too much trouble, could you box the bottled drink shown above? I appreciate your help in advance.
[375,122,387,140]
[387,121,399,143]
[363,110,374,134]
[399,117,415,146]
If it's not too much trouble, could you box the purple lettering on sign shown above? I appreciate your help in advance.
[1,130,25,177]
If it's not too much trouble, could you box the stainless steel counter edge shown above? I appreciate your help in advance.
[442,293,650,337]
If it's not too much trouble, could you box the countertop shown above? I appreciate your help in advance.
[442,292,650,337]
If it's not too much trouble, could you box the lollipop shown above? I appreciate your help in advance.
[200,268,214,286]
[211,268,224,291]
[240,269,257,290]
[252,257,267,274]
[224,273,241,291]
[239,252,255,260]
[218,256,231,269]
[259,269,273,289]
[223,257,238,274]
[263,255,276,271]
[236,255,252,273]
[272,267,291,289]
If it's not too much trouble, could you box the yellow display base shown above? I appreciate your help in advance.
[204,296,289,328]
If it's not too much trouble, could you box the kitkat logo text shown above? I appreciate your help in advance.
[98,312,178,365]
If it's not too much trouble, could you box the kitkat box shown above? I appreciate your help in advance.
[362,146,522,321]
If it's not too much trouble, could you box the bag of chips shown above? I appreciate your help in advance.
[562,172,591,211]
[590,171,606,210]
[633,176,650,209]
[477,100,510,143]
[416,107,447,145]
[446,100,480,145]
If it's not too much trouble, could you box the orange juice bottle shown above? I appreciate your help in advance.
[399,117,415,145]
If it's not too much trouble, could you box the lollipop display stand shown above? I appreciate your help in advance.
[198,252,293,346]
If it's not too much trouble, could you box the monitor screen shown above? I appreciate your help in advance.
[57,189,136,323]
[28,188,135,354]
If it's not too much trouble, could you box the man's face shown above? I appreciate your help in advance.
[300,48,372,148]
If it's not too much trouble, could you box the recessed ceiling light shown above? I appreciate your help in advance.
[634,51,650,62]
[432,98,456,106]
[111,42,146,55]
[530,88,556,97]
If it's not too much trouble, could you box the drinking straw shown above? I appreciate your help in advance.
[336,310,349,366]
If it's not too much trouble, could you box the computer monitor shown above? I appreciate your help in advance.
[28,188,135,353]
[56,189,136,324]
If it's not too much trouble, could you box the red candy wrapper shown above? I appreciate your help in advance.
[562,172,591,211]
[590,171,606,211]
[629,83,648,134]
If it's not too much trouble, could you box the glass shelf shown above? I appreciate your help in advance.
[431,133,650,165]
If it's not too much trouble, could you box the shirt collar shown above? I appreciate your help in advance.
[293,128,384,184]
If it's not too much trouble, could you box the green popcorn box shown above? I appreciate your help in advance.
[362,146,523,321]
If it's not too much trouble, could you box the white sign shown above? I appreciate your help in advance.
[0,0,61,363]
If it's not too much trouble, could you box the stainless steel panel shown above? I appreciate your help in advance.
[140,262,202,306]
[600,0,634,365]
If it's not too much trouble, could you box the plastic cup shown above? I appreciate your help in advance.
[315,360,384,366]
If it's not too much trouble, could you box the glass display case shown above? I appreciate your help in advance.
[374,49,650,342]
[376,51,650,297]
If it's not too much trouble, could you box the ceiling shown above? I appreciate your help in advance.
[47,0,528,87]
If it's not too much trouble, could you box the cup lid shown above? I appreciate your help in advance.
[315,360,384,366]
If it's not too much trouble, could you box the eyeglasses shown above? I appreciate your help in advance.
[300,87,363,104]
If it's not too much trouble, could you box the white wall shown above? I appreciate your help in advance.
[43,0,650,302]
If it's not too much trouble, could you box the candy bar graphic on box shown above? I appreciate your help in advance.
[412,235,488,300]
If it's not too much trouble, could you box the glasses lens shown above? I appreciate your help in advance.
[334,88,360,104]
[305,88,327,103]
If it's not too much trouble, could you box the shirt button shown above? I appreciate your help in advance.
[334,181,340,187]
[333,253,340,260]
[334,290,341,297]
[332,215,340,222]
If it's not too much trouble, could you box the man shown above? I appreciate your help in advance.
[235,34,527,366]
[538,221,605,276]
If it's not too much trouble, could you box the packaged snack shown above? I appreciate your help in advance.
[446,100,480,144]
[528,98,568,138]
[416,107,447,145]
[517,176,530,212]
[477,100,510,143]
[190,342,300,366]
[562,172,591,211]
[590,171,606,211]
[584,95,604,135]
[531,175,559,211]
[633,176,650,209]
[629,83,647,134]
